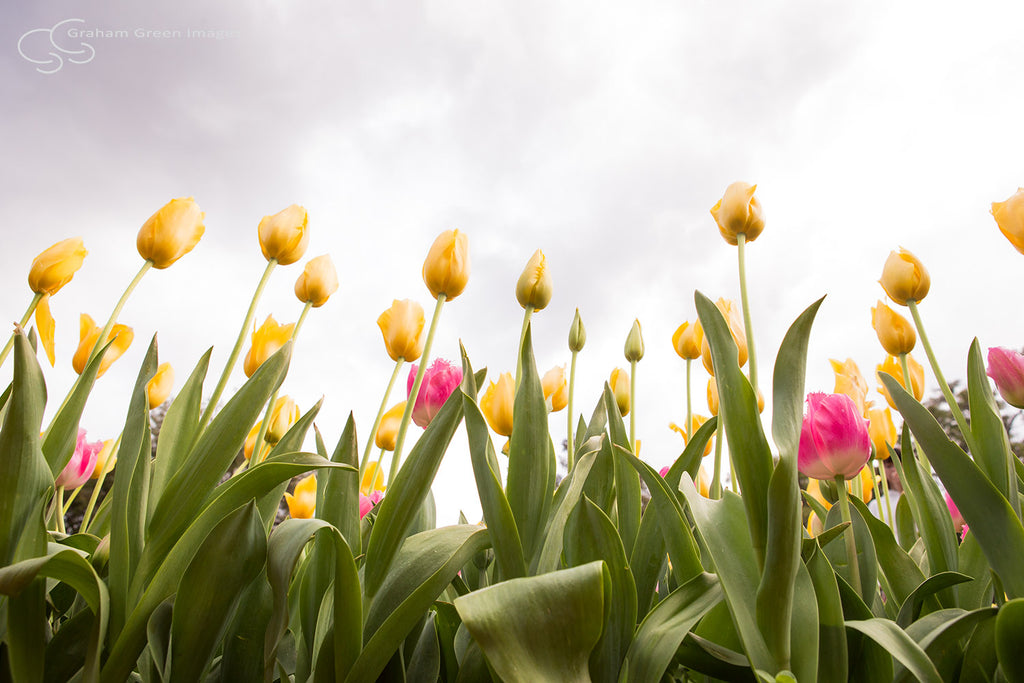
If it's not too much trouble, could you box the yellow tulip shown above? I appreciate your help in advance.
[266,395,300,445]
[992,188,1024,255]
[700,298,747,374]
[377,299,425,362]
[877,353,925,409]
[136,197,205,269]
[91,439,117,478]
[422,229,470,301]
[867,405,897,459]
[515,249,553,311]
[697,466,710,497]
[852,465,875,503]
[243,315,294,377]
[871,300,916,356]
[542,365,568,413]
[710,182,765,245]
[830,358,869,417]
[672,320,703,360]
[244,421,263,460]
[361,461,386,496]
[72,314,133,377]
[36,295,56,366]
[258,204,309,265]
[879,248,930,305]
[610,367,630,417]
[806,478,833,512]
[28,237,87,296]
[294,254,339,308]
[146,362,175,409]
[707,379,719,416]
[285,474,316,519]
[375,401,406,451]
[669,414,713,457]
[624,319,644,362]
[481,372,515,437]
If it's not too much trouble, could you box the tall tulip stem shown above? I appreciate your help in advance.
[515,305,534,390]
[54,487,66,534]
[906,301,970,444]
[836,474,863,596]
[736,233,758,393]
[868,464,884,525]
[567,349,578,470]
[685,359,692,447]
[881,466,895,528]
[710,412,724,499]
[81,434,122,533]
[89,261,152,367]
[0,292,43,369]
[360,358,405,476]
[629,359,638,450]
[899,352,930,472]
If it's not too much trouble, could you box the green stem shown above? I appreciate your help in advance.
[881,462,895,528]
[868,463,883,524]
[89,261,152,367]
[736,233,758,393]
[567,349,578,470]
[389,294,446,486]
[899,352,930,473]
[836,474,863,596]
[906,301,971,446]
[729,457,738,494]
[685,359,692,445]
[360,359,405,476]
[62,483,83,514]
[81,434,122,533]
[55,487,66,534]
[629,359,637,450]
[711,411,724,499]
[515,305,534,390]
[0,292,43,369]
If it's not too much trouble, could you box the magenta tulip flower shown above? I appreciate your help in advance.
[987,347,1024,409]
[359,491,383,519]
[407,358,463,428]
[55,429,103,489]
[798,392,871,481]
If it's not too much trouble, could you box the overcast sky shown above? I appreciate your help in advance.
[5,1,1024,524]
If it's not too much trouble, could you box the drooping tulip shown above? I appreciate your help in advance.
[987,347,1024,409]
[136,198,205,269]
[797,392,871,481]
[542,365,568,413]
[515,249,553,311]
[422,229,470,301]
[610,367,630,416]
[867,405,897,459]
[877,354,925,409]
[243,315,294,377]
[258,204,309,265]
[879,248,930,305]
[146,362,175,409]
[481,372,515,437]
[294,254,339,307]
[375,401,406,451]
[285,474,316,519]
[669,414,713,457]
[710,182,765,245]
[624,319,644,362]
[29,237,88,296]
[266,396,300,445]
[407,358,463,428]
[377,299,425,362]
[991,188,1024,255]
[55,429,104,489]
[871,301,916,356]
[672,320,703,360]
[700,298,748,374]
[830,358,869,417]
[72,314,133,377]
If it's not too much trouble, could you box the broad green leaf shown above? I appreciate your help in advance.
[602,383,641,556]
[406,612,441,683]
[805,542,846,683]
[788,562,820,682]
[995,598,1024,682]
[895,572,973,628]
[676,631,754,681]
[663,416,717,493]
[317,414,360,553]
[899,607,995,683]
[849,496,926,612]
[960,616,998,683]
[895,494,916,551]
[844,619,942,683]
[532,443,600,575]
[771,297,824,460]
[257,399,323,531]
[218,571,272,683]
[824,499,878,607]
[957,532,994,611]
[967,339,1020,517]
[629,504,666,620]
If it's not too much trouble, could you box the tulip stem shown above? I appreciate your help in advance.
[515,306,534,390]
[836,474,863,596]
[685,359,692,448]
[899,352,930,473]
[360,358,405,476]
[906,302,971,448]
[736,233,758,394]
[710,412,724,499]
[197,259,277,436]
[54,487,66,535]
[868,463,884,523]
[567,349,578,470]
[389,294,446,487]
[881,467,895,529]
[0,292,43,370]
[629,359,638,451]
[81,434,122,533]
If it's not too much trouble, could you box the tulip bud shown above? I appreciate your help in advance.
[243,315,294,377]
[707,379,719,416]
[542,365,568,413]
[871,301,916,356]
[137,198,205,269]
[146,362,175,410]
[830,358,869,417]
[609,367,630,416]
[377,299,425,362]
[72,314,134,378]
[361,461,386,496]
[56,429,103,489]
[91,439,117,478]
[284,474,316,519]
[422,229,470,301]
[879,248,930,305]
[672,320,703,360]
[294,254,339,308]
[375,401,406,451]
[266,395,300,445]
[987,347,1024,409]
[992,188,1024,255]
[258,204,309,266]
[481,372,515,437]
[515,249,553,311]
[798,392,871,481]
[407,358,463,428]
[876,354,925,409]
[624,319,644,362]
[867,405,897,459]
[568,308,586,352]
[28,237,87,296]
[710,182,765,245]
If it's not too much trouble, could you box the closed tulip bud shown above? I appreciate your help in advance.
[91,439,117,478]
[798,392,871,481]
[377,299,425,362]
[375,401,406,451]
[568,308,586,352]
[992,188,1024,255]
[879,248,930,305]
[258,204,309,265]
[72,314,134,377]
[361,461,386,497]
[516,249,553,310]
[266,395,300,445]
[610,367,630,416]
[29,237,87,296]
[707,379,719,416]
[422,229,470,301]
[542,365,568,412]
[872,301,916,356]
[876,354,925,409]
[56,429,103,489]
[146,362,175,410]
[867,405,897,459]
[243,315,294,377]
[672,320,703,360]
[284,474,316,519]
[137,197,205,269]
[624,319,644,362]
[408,358,463,428]
[830,358,869,417]
[987,347,1024,409]
[481,372,515,437]
[710,182,765,245]
[294,254,339,308]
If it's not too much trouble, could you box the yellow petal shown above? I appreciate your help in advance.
[35,294,56,366]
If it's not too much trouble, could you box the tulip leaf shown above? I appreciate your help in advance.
[663,416,717,493]
[406,611,441,683]
[630,503,667,620]
[995,598,1024,682]
[895,572,973,628]
[903,607,996,681]
[771,296,824,461]
[317,413,360,553]
[957,532,995,611]
[454,560,607,683]
[960,616,998,683]
[845,618,942,683]
[218,569,273,683]
[602,383,641,557]
[848,496,926,612]
[258,398,324,530]
[532,443,601,575]
[824,496,878,607]
[805,542,847,683]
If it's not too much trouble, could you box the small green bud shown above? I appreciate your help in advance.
[568,308,586,352]
[624,318,644,362]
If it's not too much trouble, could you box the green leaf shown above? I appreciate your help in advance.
[406,612,441,683]
[901,607,996,682]
[805,542,847,683]
[960,615,998,683]
[629,504,666,620]
[770,297,824,461]
[845,619,942,683]
[957,531,994,611]
[663,416,717,493]
[532,443,601,575]
[848,496,925,612]
[218,571,272,683]
[967,339,1020,518]
[317,413,360,553]
[824,496,878,607]
[895,572,973,628]
[602,383,641,557]
[995,598,1024,682]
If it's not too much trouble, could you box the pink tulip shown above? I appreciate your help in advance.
[798,393,871,481]
[359,490,383,519]
[658,466,670,478]
[407,358,463,428]
[945,492,968,537]
[55,429,103,489]
[987,347,1024,409]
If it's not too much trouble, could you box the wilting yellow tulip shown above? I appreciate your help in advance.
[710,182,765,245]
[375,401,406,451]
[516,249,553,311]
[36,295,56,366]
[422,229,470,301]
[294,254,339,308]
[871,301,916,356]
[136,198,205,269]
[707,379,719,416]
[91,439,116,478]
[610,367,630,416]
[481,372,515,437]
[542,365,568,412]
[867,405,897,459]
[877,353,925,409]
[243,315,294,377]
[29,237,87,296]
[258,204,309,265]
[624,319,644,362]
[244,421,263,460]
[672,320,703,360]
[992,188,1024,255]
[830,358,869,417]
[266,395,300,445]
[700,298,748,374]
[879,248,930,305]
[72,314,133,377]
[669,414,713,457]
[146,362,175,409]
[361,461,386,496]
[285,474,316,519]
[377,299,425,362]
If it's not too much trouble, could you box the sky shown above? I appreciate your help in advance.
[4,0,1024,525]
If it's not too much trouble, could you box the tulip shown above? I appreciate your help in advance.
[266,395,300,445]
[422,229,470,301]
[56,429,104,489]
[136,197,205,269]
[146,362,175,410]
[855,466,876,503]
[992,188,1024,255]
[805,478,833,512]
[28,237,88,296]
[72,314,133,377]
[669,414,713,457]
[36,294,56,366]
[359,491,384,519]
[830,358,869,417]
[624,319,644,362]
[516,249,553,311]
[243,421,263,461]
[871,301,916,356]
[284,474,316,519]
[710,182,765,245]
[542,365,568,413]
[879,248,930,305]
[407,358,463,428]
[672,320,703,360]
[361,461,386,496]
[481,372,515,437]
[877,354,925,409]
[700,298,748,374]
[987,346,1024,409]
[610,367,630,416]
[798,392,871,481]
[243,315,295,377]
[568,308,586,352]
[375,401,406,451]
[258,204,309,265]
[945,491,967,536]
[707,379,719,416]
[91,439,116,478]
[867,405,897,459]
[377,299,425,362]
[294,254,339,308]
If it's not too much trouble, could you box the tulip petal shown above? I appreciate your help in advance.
[35,295,55,367]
